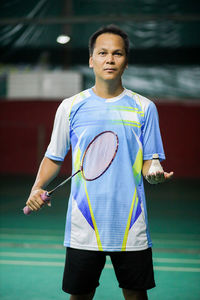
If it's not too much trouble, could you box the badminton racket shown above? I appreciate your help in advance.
[23,130,119,215]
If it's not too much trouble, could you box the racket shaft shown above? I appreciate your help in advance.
[23,170,80,215]
[48,172,78,195]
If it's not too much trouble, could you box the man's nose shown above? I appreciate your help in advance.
[106,54,114,64]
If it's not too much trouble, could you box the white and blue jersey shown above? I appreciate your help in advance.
[45,88,165,251]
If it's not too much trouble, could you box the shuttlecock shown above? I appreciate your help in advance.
[148,154,164,174]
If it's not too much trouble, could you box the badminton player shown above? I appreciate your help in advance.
[26,25,173,300]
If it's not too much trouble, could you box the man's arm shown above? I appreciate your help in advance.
[142,159,173,184]
[26,157,62,211]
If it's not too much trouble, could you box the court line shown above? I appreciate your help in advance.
[0,242,64,249]
[153,258,200,264]
[154,266,200,272]
[1,228,200,240]
[153,248,200,254]
[0,260,64,266]
[1,252,200,265]
[1,233,199,245]
[1,260,200,272]
[0,233,63,241]
[0,252,65,259]
[152,233,200,239]
[1,242,200,254]
[1,231,199,247]
[104,264,200,272]
[153,239,200,246]
[0,228,63,234]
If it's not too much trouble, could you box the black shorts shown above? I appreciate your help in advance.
[62,247,155,295]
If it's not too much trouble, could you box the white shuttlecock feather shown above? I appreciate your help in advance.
[148,154,164,174]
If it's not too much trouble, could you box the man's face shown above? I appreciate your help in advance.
[89,33,128,82]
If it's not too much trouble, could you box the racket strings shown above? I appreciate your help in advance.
[23,131,119,215]
[82,131,118,180]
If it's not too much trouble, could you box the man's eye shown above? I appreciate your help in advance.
[115,53,122,56]
[99,51,106,55]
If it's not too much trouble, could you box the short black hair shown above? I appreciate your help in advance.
[89,24,129,57]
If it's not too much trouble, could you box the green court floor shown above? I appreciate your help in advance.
[0,176,200,300]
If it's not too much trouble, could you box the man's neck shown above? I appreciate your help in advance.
[92,80,124,99]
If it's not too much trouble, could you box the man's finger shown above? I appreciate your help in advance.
[164,172,174,180]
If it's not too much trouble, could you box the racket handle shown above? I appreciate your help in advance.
[23,192,50,215]
[41,191,51,202]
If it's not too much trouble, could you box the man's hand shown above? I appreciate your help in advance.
[143,159,174,184]
[26,188,51,212]
[24,157,62,213]
[145,171,174,184]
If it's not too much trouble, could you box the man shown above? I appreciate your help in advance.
[26,25,173,300]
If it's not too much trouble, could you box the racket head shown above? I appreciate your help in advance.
[81,130,119,181]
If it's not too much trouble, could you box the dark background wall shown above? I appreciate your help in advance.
[1,100,199,178]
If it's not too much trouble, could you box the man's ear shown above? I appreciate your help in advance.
[89,56,93,68]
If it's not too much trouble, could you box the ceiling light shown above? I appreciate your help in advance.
[56,35,71,44]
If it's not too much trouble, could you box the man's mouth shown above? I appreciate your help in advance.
[104,68,116,72]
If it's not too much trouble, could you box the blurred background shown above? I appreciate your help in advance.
[0,1,200,300]
[0,0,200,177]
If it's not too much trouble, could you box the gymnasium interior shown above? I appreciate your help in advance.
[0,1,200,299]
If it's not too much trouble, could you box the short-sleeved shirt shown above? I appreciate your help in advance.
[45,88,165,251]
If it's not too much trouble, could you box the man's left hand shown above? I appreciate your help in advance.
[145,171,174,184]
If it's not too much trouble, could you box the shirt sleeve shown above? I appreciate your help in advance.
[142,101,165,161]
[45,100,70,161]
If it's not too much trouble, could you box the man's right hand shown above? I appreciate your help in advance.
[26,188,49,212]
